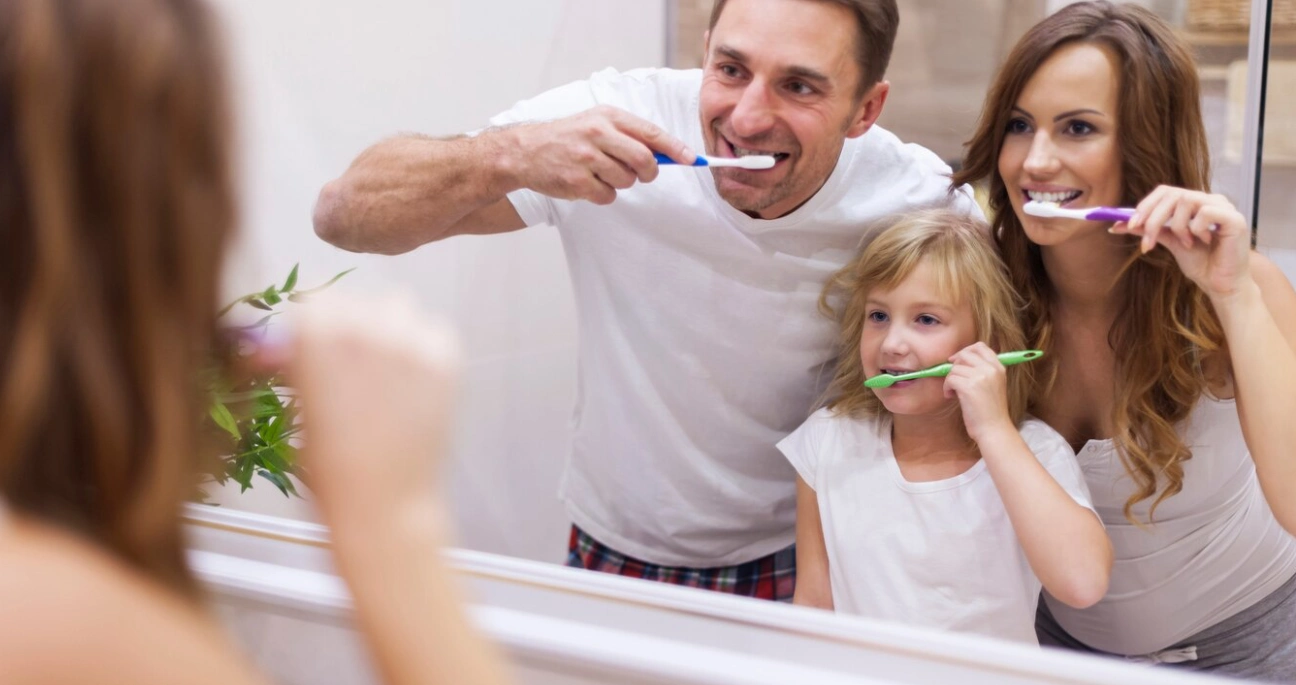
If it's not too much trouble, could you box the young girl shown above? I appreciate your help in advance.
[778,210,1112,645]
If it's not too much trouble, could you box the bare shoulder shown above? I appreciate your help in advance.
[0,520,268,685]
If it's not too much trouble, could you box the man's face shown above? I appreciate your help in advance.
[698,0,888,219]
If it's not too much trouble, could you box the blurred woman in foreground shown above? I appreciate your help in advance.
[0,0,509,683]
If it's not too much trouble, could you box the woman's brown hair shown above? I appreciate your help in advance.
[819,209,1031,428]
[953,1,1225,522]
[0,0,235,594]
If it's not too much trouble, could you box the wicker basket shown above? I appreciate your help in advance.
[1188,0,1296,32]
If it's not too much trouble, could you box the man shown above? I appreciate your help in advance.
[314,0,979,601]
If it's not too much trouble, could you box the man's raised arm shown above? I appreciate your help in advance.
[312,106,694,255]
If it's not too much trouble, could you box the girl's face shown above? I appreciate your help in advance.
[860,260,978,418]
[997,42,1124,247]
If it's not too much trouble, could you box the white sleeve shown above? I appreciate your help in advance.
[777,414,825,491]
[951,182,986,221]
[1020,419,1100,519]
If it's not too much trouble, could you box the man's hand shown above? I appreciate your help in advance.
[504,105,695,205]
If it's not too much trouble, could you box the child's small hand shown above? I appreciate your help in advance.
[943,342,1014,443]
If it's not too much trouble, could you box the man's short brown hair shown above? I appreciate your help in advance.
[707,0,899,98]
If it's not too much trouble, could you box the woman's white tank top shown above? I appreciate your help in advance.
[1045,396,1296,654]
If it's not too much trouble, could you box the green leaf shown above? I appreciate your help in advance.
[252,392,285,419]
[233,455,256,491]
[295,267,356,296]
[250,418,274,443]
[208,402,240,441]
[204,263,355,501]
[256,387,286,408]
[282,264,300,292]
[260,415,286,444]
[257,470,297,497]
[274,437,296,461]
[258,442,292,472]
[239,442,288,467]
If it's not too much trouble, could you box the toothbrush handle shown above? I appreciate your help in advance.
[996,349,1045,366]
[1085,207,1136,223]
[906,363,953,381]
[1090,206,1220,233]
[654,152,705,167]
[895,350,1045,382]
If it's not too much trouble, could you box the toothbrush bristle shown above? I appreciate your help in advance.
[737,155,776,169]
[697,154,777,169]
[1023,200,1063,218]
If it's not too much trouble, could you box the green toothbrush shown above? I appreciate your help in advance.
[864,350,1044,389]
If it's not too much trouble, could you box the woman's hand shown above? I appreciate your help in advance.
[280,296,514,685]
[944,342,1015,443]
[1112,186,1252,303]
[286,293,462,526]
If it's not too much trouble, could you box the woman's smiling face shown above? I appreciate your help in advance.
[997,41,1124,247]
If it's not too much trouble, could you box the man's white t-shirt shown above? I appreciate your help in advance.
[490,67,980,567]
[778,409,1096,645]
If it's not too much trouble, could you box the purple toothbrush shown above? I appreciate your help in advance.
[1024,200,1218,231]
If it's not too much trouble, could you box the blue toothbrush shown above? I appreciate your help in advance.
[654,152,776,169]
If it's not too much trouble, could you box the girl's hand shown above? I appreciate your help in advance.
[944,342,1014,443]
[1112,186,1252,303]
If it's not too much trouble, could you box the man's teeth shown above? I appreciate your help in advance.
[732,145,778,158]
[1027,190,1081,204]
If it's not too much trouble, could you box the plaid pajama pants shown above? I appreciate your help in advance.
[565,524,796,601]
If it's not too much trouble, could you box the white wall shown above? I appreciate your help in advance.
[204,0,667,565]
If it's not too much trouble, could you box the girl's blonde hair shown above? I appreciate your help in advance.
[819,209,1031,424]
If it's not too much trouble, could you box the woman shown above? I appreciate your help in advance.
[0,0,508,683]
[954,1,1296,678]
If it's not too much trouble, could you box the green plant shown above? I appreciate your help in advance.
[203,264,353,499]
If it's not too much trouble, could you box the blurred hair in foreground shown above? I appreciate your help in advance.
[0,0,235,595]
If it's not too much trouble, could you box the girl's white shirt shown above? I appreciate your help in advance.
[779,409,1095,645]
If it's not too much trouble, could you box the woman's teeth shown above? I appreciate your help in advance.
[1026,190,1081,204]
